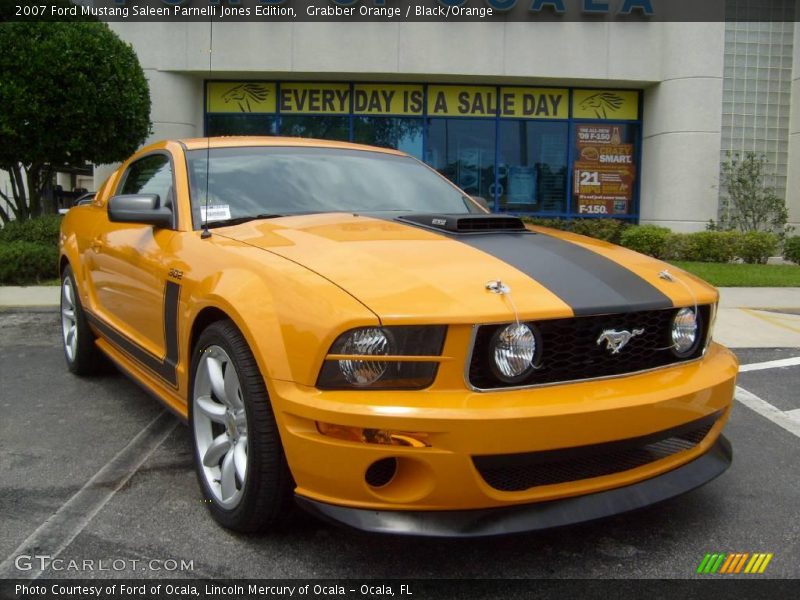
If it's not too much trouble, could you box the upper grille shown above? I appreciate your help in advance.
[468,306,711,390]
[473,411,720,492]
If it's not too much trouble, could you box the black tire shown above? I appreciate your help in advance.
[189,319,293,532]
[60,265,102,376]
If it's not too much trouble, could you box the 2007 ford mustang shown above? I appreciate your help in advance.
[59,137,737,536]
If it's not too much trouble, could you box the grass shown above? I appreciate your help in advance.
[671,261,800,287]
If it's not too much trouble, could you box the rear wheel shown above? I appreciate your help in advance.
[61,265,102,376]
[189,320,293,532]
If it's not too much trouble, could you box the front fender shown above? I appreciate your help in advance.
[181,239,378,391]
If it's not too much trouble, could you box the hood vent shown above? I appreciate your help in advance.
[397,214,527,234]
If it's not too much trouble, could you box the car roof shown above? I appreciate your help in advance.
[178,136,406,155]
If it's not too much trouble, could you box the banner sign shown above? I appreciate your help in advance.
[572,89,639,120]
[207,83,638,122]
[573,124,635,215]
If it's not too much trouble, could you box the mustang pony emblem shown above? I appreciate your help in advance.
[596,328,644,354]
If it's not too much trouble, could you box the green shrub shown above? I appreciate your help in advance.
[619,225,671,258]
[675,231,742,263]
[736,231,778,264]
[783,236,800,264]
[568,219,632,244]
[0,241,59,284]
[0,215,62,246]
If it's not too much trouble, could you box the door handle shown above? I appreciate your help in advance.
[90,237,103,252]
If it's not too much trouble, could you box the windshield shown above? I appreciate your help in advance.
[186,146,482,228]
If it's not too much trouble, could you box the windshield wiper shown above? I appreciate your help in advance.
[204,213,284,229]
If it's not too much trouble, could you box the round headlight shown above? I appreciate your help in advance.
[490,323,538,383]
[338,327,390,385]
[672,308,699,356]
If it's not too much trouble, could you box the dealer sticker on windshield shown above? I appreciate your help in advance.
[200,204,232,222]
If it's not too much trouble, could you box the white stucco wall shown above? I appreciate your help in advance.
[100,21,734,230]
[639,23,726,232]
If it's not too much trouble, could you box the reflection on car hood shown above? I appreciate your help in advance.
[217,213,716,324]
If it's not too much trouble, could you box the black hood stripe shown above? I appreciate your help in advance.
[374,212,673,316]
[451,231,673,316]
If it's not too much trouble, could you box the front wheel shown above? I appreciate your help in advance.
[61,265,102,376]
[189,320,293,532]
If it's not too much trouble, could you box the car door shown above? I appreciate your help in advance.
[87,152,182,388]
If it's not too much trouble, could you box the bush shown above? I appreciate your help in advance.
[568,219,632,244]
[0,215,62,246]
[0,241,59,284]
[666,231,742,263]
[783,236,800,264]
[619,225,671,258]
[736,231,778,264]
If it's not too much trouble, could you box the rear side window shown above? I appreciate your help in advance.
[120,154,174,207]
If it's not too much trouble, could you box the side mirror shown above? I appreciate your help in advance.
[108,194,172,227]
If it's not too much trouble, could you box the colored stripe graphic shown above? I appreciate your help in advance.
[699,553,773,574]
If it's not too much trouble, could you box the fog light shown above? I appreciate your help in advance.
[490,323,538,383]
[672,307,699,356]
[316,422,430,448]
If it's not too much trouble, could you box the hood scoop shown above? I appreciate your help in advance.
[396,214,527,234]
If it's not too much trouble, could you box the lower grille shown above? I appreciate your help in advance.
[473,411,721,492]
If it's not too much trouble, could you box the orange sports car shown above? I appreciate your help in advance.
[58,137,737,536]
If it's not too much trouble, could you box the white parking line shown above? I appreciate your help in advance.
[786,408,800,423]
[738,357,800,373]
[0,411,177,580]
[735,386,800,439]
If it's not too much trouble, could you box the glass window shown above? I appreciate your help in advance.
[207,114,277,136]
[571,123,639,217]
[353,117,424,159]
[185,146,481,228]
[120,154,174,208]
[497,121,568,213]
[426,119,496,205]
[278,116,350,141]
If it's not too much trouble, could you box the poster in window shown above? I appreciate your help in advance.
[573,124,635,215]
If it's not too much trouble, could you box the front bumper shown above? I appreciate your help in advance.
[270,342,738,517]
[296,435,732,537]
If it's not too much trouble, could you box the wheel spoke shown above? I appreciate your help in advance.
[195,395,226,423]
[220,449,236,500]
[224,366,243,409]
[63,281,74,307]
[202,434,231,467]
[206,356,229,406]
[66,325,76,347]
[234,438,247,484]
[62,308,75,321]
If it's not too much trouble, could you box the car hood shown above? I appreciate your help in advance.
[217,213,717,324]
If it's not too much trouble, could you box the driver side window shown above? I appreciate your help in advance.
[119,154,175,224]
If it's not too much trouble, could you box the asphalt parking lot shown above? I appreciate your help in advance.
[1,311,799,581]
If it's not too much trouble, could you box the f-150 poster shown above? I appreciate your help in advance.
[573,124,635,215]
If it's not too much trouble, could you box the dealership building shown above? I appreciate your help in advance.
[92,14,800,231]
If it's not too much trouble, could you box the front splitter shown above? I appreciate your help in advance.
[295,435,732,538]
